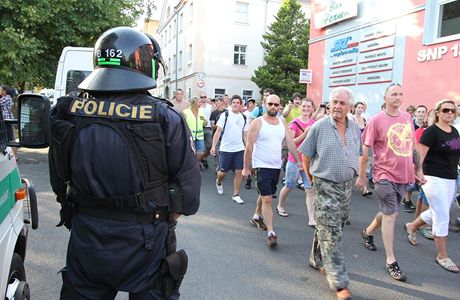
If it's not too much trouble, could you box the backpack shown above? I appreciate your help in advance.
[221,110,247,142]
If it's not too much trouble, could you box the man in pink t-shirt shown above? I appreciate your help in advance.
[356,83,424,282]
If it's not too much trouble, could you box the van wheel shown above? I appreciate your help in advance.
[6,254,30,300]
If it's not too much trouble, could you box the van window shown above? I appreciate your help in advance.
[0,113,7,153]
[66,70,91,95]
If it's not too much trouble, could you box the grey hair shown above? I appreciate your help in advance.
[328,87,355,105]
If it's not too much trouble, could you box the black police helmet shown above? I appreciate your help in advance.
[79,26,164,92]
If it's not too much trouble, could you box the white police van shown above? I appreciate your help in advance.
[53,47,93,106]
[0,95,49,299]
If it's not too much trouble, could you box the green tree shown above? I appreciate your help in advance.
[0,0,155,91]
[251,0,309,102]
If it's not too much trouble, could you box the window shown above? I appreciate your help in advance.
[424,0,460,44]
[168,58,171,75]
[242,90,253,101]
[439,0,460,37]
[173,54,176,73]
[188,88,192,99]
[178,51,183,71]
[173,20,177,37]
[189,2,193,23]
[179,13,184,32]
[235,2,249,24]
[214,88,226,98]
[234,45,246,65]
[66,70,91,95]
[188,44,193,62]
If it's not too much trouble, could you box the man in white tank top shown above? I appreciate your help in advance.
[242,94,303,247]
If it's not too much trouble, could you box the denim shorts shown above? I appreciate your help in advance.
[219,150,244,172]
[418,187,429,205]
[284,161,312,190]
[255,168,281,196]
[194,139,205,153]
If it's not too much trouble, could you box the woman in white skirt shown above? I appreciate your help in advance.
[405,99,460,273]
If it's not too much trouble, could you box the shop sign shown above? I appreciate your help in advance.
[331,55,357,68]
[358,48,394,63]
[329,65,356,78]
[316,0,358,29]
[330,36,359,57]
[357,70,392,85]
[359,35,395,53]
[357,59,393,74]
[329,75,356,87]
[417,43,460,62]
[299,69,313,84]
[361,25,396,42]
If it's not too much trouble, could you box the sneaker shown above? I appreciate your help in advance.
[250,217,267,231]
[201,159,209,169]
[336,288,352,300]
[402,200,415,213]
[267,234,278,247]
[244,179,252,189]
[418,226,434,240]
[296,182,305,190]
[216,180,223,195]
[361,229,377,251]
[232,195,244,204]
[386,261,407,281]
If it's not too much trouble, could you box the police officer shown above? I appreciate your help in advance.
[49,27,200,299]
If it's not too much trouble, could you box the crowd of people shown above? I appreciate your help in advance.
[170,84,460,300]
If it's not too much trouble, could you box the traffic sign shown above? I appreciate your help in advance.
[299,69,313,84]
[197,80,205,88]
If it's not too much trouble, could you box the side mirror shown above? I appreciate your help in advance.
[8,94,50,148]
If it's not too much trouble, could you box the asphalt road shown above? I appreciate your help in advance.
[17,148,460,300]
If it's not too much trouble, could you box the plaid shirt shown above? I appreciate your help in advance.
[0,95,14,119]
[299,115,363,183]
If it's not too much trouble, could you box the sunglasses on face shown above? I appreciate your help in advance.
[200,96,207,99]
[441,108,456,114]
[267,102,280,107]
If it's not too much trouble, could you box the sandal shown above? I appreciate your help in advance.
[436,257,459,273]
[418,226,434,240]
[362,190,373,197]
[404,224,417,246]
[361,229,377,251]
[276,207,288,217]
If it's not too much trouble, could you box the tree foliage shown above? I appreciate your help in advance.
[251,0,310,102]
[0,0,156,90]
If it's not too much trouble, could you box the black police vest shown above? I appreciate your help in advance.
[50,94,170,213]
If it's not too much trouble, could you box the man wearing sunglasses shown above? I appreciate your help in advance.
[356,83,424,282]
[299,87,362,300]
[243,94,302,247]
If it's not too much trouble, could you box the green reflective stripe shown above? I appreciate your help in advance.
[97,58,121,66]
[152,59,156,79]
[98,61,121,66]
[0,167,20,224]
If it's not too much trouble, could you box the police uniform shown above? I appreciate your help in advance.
[49,27,200,300]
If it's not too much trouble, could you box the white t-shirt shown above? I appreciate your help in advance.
[201,103,212,127]
[216,110,248,152]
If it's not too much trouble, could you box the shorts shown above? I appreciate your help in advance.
[284,161,311,190]
[219,150,244,172]
[255,168,281,196]
[374,179,406,215]
[406,183,419,193]
[194,139,205,153]
[6,124,14,142]
[204,127,212,149]
[418,187,429,205]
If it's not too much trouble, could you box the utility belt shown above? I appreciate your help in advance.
[77,205,168,224]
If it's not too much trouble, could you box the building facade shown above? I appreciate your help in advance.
[157,0,311,101]
[307,0,460,115]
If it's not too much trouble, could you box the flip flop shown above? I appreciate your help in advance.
[276,208,288,217]
[404,223,417,246]
[436,257,459,273]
